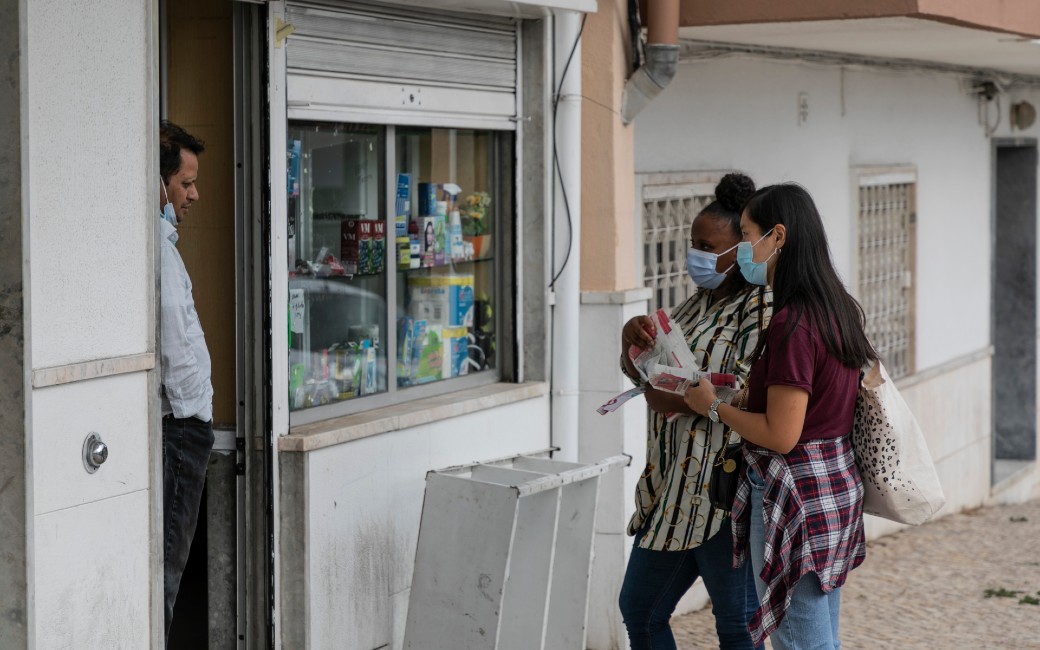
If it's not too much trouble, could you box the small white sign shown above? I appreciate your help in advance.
[289,289,305,334]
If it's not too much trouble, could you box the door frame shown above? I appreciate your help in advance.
[990,136,1039,485]
[233,2,277,647]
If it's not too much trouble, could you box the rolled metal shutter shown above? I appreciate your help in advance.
[285,1,519,129]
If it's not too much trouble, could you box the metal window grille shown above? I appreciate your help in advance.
[641,178,717,313]
[857,170,917,378]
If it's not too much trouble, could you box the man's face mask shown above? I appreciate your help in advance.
[160,178,177,226]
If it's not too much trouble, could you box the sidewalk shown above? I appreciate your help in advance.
[670,499,1040,649]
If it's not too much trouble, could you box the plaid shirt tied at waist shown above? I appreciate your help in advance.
[732,434,866,645]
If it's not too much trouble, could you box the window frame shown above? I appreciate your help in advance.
[286,122,518,427]
[853,165,918,379]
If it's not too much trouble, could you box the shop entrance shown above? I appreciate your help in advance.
[162,1,271,647]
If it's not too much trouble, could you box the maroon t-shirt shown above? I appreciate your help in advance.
[745,306,858,441]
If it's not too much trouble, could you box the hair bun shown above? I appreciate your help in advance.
[715,173,756,213]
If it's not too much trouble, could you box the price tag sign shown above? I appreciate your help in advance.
[289,289,305,334]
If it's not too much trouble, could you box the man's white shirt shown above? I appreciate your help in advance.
[159,217,213,423]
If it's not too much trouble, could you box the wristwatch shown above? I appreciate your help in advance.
[708,397,723,423]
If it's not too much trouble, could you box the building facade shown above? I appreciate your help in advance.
[4,0,1040,649]
[578,0,1040,642]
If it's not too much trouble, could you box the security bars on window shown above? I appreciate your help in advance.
[857,173,916,379]
[642,182,715,313]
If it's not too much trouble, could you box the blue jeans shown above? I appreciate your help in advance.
[748,465,841,650]
[619,521,762,650]
[162,415,214,643]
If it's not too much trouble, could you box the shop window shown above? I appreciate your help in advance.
[287,122,507,415]
[856,167,917,379]
[640,174,719,313]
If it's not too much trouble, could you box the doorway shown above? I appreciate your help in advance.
[992,140,1038,484]
[162,1,269,647]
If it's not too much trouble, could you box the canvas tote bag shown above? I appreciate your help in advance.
[852,360,946,525]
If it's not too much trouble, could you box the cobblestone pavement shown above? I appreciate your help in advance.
[670,499,1040,649]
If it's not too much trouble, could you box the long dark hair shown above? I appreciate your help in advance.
[745,183,876,368]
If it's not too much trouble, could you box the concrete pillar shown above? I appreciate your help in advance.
[579,2,645,647]
[0,0,28,645]
[581,0,638,294]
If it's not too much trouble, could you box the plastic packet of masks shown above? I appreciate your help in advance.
[627,309,698,381]
[648,371,740,404]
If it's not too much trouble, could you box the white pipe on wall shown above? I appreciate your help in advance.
[620,0,679,124]
[550,11,583,462]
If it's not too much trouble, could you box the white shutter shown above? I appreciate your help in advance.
[285,0,518,129]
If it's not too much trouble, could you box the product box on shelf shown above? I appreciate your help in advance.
[414,323,442,384]
[442,326,470,378]
[397,317,414,385]
[420,216,436,268]
[408,274,474,328]
[418,182,438,217]
[448,210,465,260]
[407,319,428,383]
[397,236,411,270]
[395,173,411,237]
[433,215,447,266]
[341,218,386,275]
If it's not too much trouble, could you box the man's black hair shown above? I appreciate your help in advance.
[159,120,205,183]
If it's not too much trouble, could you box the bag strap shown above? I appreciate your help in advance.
[720,386,750,447]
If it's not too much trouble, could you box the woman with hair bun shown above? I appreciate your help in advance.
[685,183,876,649]
[619,173,771,650]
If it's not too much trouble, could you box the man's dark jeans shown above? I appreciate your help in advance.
[162,415,214,643]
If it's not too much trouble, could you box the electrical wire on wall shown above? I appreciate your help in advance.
[549,14,587,289]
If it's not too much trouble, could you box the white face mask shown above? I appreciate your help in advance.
[160,178,177,226]
[686,242,739,290]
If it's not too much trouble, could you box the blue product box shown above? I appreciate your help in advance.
[418,182,438,216]
[395,173,411,237]
[287,139,301,198]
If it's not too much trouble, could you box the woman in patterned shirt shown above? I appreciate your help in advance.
[685,183,877,649]
[618,173,771,650]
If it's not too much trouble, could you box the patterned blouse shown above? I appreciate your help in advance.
[624,286,772,551]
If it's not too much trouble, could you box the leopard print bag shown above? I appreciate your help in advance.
[851,360,946,525]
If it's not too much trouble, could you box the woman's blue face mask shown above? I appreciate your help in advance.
[686,242,738,290]
[736,228,776,286]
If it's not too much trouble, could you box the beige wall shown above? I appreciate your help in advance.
[580,0,638,293]
[674,0,1040,38]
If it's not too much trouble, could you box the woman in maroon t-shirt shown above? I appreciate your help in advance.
[685,184,877,649]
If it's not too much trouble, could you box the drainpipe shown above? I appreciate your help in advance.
[620,0,680,124]
[550,11,583,462]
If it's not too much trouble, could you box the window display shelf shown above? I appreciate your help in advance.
[398,257,494,274]
[287,121,505,420]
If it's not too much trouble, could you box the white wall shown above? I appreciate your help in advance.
[24,0,156,646]
[293,396,550,650]
[636,56,1040,371]
[27,0,152,368]
[578,291,652,650]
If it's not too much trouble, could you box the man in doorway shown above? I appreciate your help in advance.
[158,120,214,642]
